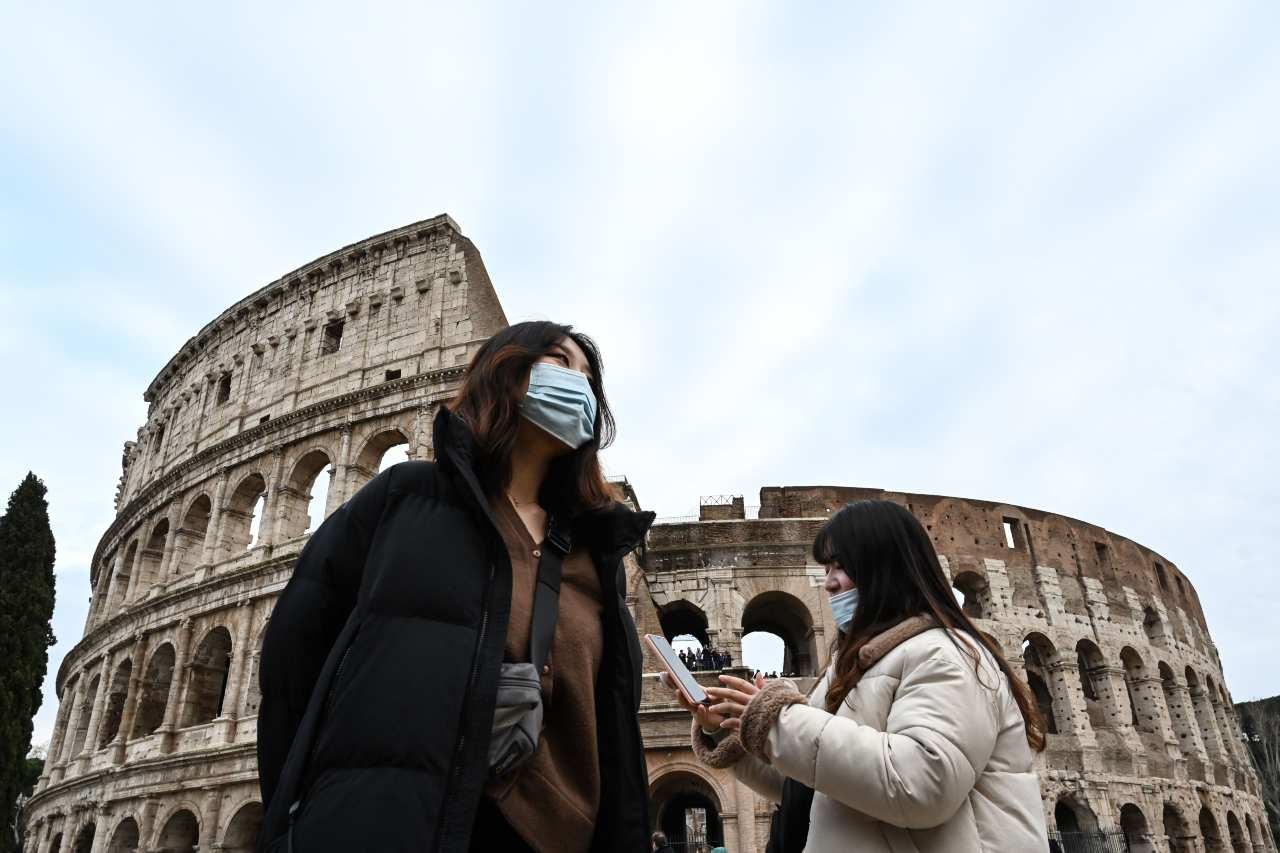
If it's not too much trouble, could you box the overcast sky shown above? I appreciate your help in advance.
[2,2,1277,748]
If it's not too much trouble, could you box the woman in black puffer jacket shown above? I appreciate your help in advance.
[256,321,654,853]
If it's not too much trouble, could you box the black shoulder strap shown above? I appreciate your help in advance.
[529,516,572,673]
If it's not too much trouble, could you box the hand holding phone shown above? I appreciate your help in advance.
[644,634,710,706]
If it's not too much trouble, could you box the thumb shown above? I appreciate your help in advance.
[755,672,766,690]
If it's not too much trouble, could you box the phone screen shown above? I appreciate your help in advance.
[644,634,709,705]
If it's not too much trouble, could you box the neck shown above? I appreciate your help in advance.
[508,421,555,505]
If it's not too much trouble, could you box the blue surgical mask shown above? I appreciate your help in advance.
[521,362,598,449]
[829,587,859,634]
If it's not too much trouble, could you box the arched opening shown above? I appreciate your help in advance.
[108,540,137,615]
[135,519,170,599]
[742,591,818,676]
[1245,815,1262,852]
[1200,806,1225,853]
[1022,634,1060,735]
[649,771,723,850]
[172,494,212,577]
[221,474,267,557]
[277,450,333,540]
[1186,668,1223,757]
[98,658,133,747]
[221,802,263,853]
[181,627,232,726]
[952,570,991,620]
[1120,803,1156,853]
[1121,647,1159,734]
[106,817,139,853]
[658,600,710,651]
[132,643,176,737]
[1053,794,1101,853]
[1226,812,1248,853]
[155,809,199,853]
[1143,606,1167,646]
[72,822,95,853]
[1074,639,1108,728]
[1164,803,1192,853]
[350,428,412,494]
[740,631,783,677]
[69,674,100,756]
[1157,661,1195,753]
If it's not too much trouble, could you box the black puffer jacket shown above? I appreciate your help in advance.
[256,407,655,852]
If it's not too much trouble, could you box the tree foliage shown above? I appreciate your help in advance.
[0,473,56,853]
[1239,695,1280,844]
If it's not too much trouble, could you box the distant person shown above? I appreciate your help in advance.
[663,500,1048,852]
[651,831,675,853]
[257,322,655,852]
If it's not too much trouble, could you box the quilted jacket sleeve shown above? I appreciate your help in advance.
[256,466,393,809]
[765,654,999,829]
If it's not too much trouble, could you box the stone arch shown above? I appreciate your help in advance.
[68,673,100,756]
[350,427,412,492]
[277,448,334,540]
[135,518,170,599]
[98,657,133,747]
[243,619,268,717]
[1200,806,1225,852]
[153,807,200,853]
[181,626,233,726]
[648,767,726,849]
[741,590,817,676]
[220,473,267,557]
[1121,646,1161,734]
[1022,633,1061,735]
[171,493,212,577]
[1226,811,1248,853]
[657,600,710,647]
[106,816,140,853]
[1120,803,1156,853]
[1073,639,1109,727]
[1245,815,1262,851]
[220,801,262,853]
[107,539,138,615]
[952,570,991,620]
[71,821,95,853]
[1164,802,1193,853]
[132,642,176,737]
[1186,667,1226,759]
[1055,790,1101,841]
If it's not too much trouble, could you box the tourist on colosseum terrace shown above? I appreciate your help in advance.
[255,321,655,852]
[663,499,1049,852]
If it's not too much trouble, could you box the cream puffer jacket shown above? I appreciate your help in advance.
[693,625,1047,852]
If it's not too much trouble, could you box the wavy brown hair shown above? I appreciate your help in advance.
[448,321,620,516]
[814,500,1046,752]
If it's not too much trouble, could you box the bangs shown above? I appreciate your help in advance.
[812,523,837,565]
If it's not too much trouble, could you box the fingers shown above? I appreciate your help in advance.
[718,674,758,693]
[706,686,754,705]
[755,672,766,690]
[709,701,747,718]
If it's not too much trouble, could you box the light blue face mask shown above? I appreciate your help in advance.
[520,361,598,449]
[829,587,859,634]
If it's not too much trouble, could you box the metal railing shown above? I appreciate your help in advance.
[1047,830,1132,853]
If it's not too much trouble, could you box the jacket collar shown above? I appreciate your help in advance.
[433,405,654,558]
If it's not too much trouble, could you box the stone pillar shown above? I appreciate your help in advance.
[56,678,86,767]
[41,684,75,788]
[260,447,285,549]
[1164,676,1210,762]
[56,813,75,853]
[88,803,112,853]
[136,796,160,853]
[76,653,113,765]
[731,776,759,853]
[1192,686,1229,762]
[112,632,149,763]
[1211,694,1245,765]
[201,786,224,852]
[156,509,179,586]
[215,602,255,742]
[1046,659,1096,745]
[158,618,194,752]
[200,474,229,567]
[124,539,148,604]
[327,424,354,517]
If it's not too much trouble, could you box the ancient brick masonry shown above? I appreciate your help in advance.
[25,220,1273,853]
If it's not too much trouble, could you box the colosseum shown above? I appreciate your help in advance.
[23,216,1274,853]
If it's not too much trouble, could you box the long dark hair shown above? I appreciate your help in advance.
[448,321,619,516]
[813,500,1046,751]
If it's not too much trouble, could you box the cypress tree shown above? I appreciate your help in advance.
[0,473,56,853]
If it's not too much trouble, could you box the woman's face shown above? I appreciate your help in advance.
[520,336,594,395]
[822,561,855,597]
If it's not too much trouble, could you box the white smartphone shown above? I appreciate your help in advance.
[644,634,710,706]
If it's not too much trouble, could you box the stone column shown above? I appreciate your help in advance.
[112,632,149,763]
[326,424,353,517]
[215,602,255,742]
[200,474,229,567]
[136,796,160,853]
[56,678,86,767]
[124,540,147,604]
[158,618,194,752]
[76,653,113,765]
[88,802,112,853]
[155,508,179,586]
[56,813,75,853]
[1192,686,1228,762]
[1046,659,1097,745]
[1165,676,1210,763]
[41,684,75,788]
[201,786,224,852]
[259,447,285,549]
[1212,694,1245,765]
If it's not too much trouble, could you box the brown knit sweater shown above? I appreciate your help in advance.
[485,497,603,853]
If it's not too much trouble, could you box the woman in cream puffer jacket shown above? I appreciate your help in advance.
[669,500,1049,853]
